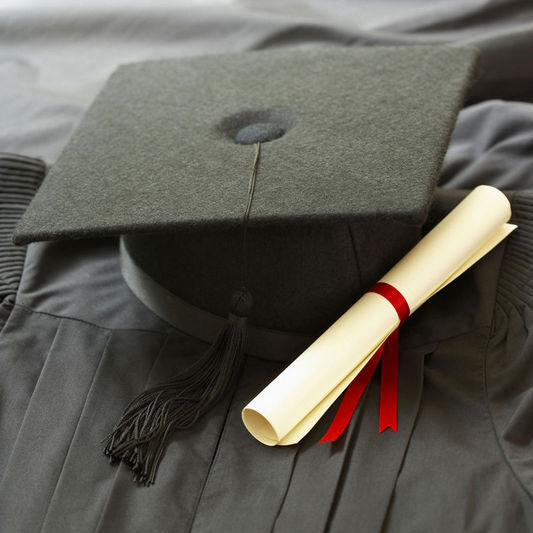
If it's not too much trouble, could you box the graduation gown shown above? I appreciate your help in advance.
[0,163,532,531]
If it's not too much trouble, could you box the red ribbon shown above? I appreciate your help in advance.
[319,282,410,443]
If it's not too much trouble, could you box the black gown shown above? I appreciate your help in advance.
[0,151,532,531]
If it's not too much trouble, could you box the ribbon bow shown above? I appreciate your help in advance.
[319,282,410,442]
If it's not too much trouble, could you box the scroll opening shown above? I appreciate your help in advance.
[242,408,279,446]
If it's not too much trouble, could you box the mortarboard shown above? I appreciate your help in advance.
[13,46,479,484]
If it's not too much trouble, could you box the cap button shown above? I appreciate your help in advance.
[235,122,285,145]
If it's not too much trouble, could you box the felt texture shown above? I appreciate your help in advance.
[13,46,478,245]
[235,122,285,145]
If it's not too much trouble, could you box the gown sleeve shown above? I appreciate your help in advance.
[0,153,46,329]
[487,190,533,520]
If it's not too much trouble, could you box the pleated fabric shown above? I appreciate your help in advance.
[0,153,45,327]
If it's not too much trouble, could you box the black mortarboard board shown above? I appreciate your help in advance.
[12,46,478,484]
[14,46,477,244]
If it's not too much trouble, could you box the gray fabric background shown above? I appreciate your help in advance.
[1,1,533,532]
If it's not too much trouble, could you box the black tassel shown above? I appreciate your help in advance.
[105,143,261,485]
[103,288,252,486]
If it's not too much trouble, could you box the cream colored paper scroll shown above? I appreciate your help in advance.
[242,185,516,446]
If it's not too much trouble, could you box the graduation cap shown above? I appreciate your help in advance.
[13,46,478,484]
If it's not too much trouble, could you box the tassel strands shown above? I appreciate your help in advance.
[103,289,252,485]
[104,143,261,485]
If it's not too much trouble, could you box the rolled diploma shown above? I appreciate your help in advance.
[242,185,517,446]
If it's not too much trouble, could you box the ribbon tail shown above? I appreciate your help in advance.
[319,344,384,443]
[379,328,399,433]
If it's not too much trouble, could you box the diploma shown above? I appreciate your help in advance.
[242,185,516,446]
